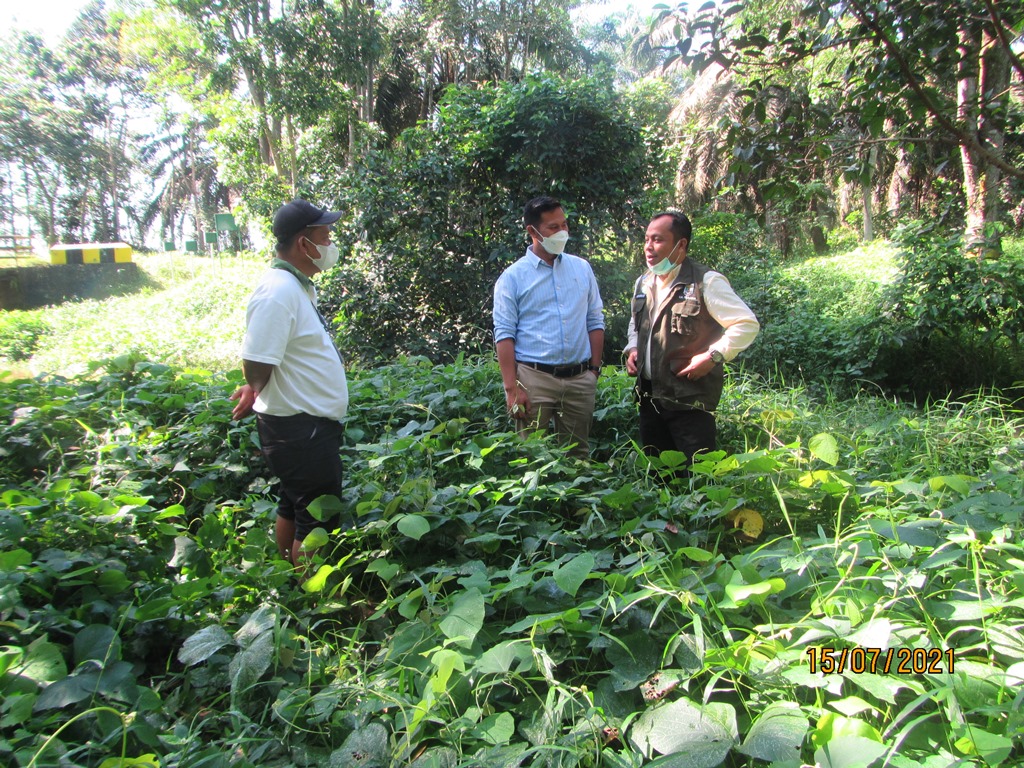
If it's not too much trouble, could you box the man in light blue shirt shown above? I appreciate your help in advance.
[493,196,605,457]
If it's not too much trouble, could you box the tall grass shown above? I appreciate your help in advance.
[5,252,269,376]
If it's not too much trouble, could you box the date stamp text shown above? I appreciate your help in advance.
[806,647,955,675]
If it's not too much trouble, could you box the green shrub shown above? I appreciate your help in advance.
[873,223,1024,398]
[0,311,50,361]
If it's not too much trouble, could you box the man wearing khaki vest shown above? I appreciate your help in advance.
[625,211,759,467]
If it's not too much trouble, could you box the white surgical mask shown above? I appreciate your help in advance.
[533,228,570,256]
[306,239,340,272]
[649,241,681,275]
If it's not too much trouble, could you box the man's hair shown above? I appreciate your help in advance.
[524,196,564,228]
[651,211,692,245]
[275,228,308,255]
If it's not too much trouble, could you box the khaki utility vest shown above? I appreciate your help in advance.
[632,259,725,411]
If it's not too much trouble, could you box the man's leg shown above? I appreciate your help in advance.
[276,516,296,562]
[515,364,558,439]
[554,371,597,458]
[258,414,344,572]
[663,408,717,463]
[638,396,678,458]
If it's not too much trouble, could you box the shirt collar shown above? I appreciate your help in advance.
[526,245,561,267]
[272,258,313,289]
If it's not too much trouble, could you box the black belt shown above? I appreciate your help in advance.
[518,360,589,378]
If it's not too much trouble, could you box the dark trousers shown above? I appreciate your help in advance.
[256,413,344,541]
[638,381,717,467]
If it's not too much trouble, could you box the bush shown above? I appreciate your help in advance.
[319,74,669,365]
[872,223,1024,398]
[0,311,50,361]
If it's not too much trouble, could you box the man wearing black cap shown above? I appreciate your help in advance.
[231,199,348,571]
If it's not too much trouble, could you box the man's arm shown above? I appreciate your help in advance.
[678,273,760,380]
[588,328,605,377]
[230,359,276,419]
[496,338,531,421]
[624,313,639,375]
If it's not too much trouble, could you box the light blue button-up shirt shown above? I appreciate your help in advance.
[493,246,605,365]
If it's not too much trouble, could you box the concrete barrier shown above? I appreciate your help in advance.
[50,242,133,265]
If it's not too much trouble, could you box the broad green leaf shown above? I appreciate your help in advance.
[954,727,1013,765]
[303,527,330,549]
[302,564,336,593]
[235,605,276,646]
[927,475,971,496]
[178,625,233,666]
[658,450,689,469]
[845,670,920,704]
[229,630,274,701]
[809,433,839,466]
[74,625,121,665]
[97,569,131,596]
[679,547,714,562]
[473,712,515,746]
[629,697,737,764]
[0,645,24,676]
[814,735,888,768]
[0,548,31,571]
[607,631,661,691]
[397,514,430,541]
[34,662,135,710]
[846,618,892,649]
[0,510,27,542]
[439,588,485,648]
[98,755,160,768]
[17,638,66,684]
[725,578,786,605]
[474,641,533,675]
[812,713,883,747]
[367,559,401,582]
[307,494,344,522]
[738,701,807,763]
[329,722,389,767]
[602,486,641,510]
[552,552,594,597]
[430,649,466,694]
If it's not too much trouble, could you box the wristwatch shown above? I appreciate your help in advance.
[588,363,602,374]
[709,349,725,365]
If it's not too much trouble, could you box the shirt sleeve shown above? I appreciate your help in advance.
[241,292,296,366]
[492,270,518,343]
[703,272,760,362]
[585,264,605,332]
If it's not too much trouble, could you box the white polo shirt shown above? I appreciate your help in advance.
[241,264,348,421]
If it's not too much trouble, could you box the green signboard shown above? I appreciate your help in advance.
[163,240,175,251]
[184,240,198,253]
[214,213,237,231]
[204,231,218,245]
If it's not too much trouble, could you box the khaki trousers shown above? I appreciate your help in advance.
[515,363,597,458]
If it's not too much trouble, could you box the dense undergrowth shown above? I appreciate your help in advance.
[1,355,1022,767]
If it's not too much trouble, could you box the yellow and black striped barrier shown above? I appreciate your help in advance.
[50,242,133,265]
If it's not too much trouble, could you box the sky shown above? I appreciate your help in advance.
[1,0,666,46]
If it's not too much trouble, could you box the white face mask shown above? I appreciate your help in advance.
[649,240,681,275]
[533,227,570,256]
[306,238,340,272]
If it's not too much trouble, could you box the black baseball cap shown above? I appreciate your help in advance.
[272,199,343,244]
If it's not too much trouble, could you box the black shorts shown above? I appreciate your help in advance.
[256,412,345,541]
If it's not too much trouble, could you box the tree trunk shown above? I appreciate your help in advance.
[885,119,911,216]
[862,144,877,242]
[958,26,1008,257]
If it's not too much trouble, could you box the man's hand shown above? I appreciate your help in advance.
[625,348,639,376]
[676,351,716,380]
[230,384,257,420]
[505,385,532,422]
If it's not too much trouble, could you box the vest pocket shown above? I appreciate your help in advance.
[670,298,700,335]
